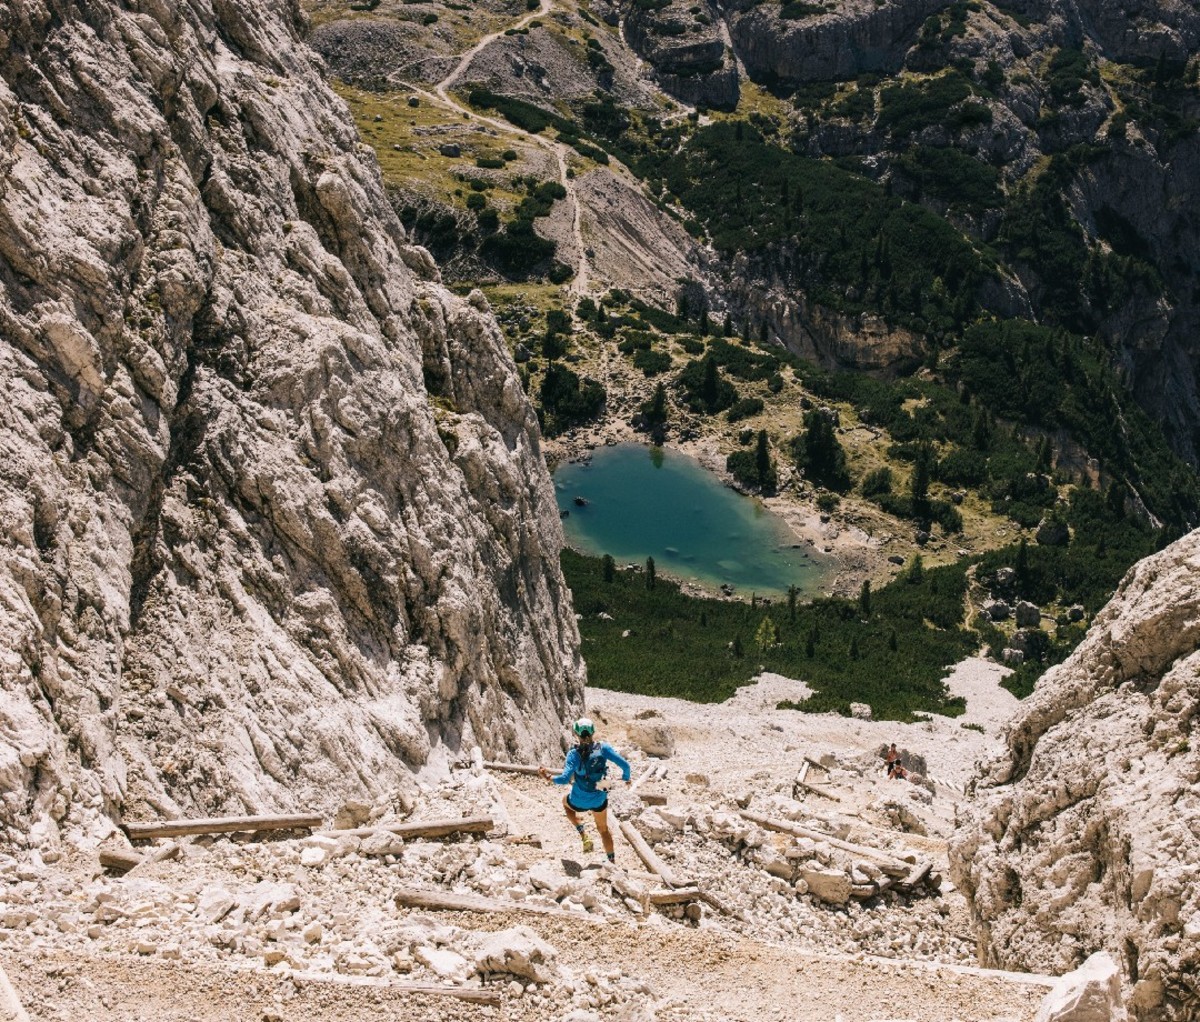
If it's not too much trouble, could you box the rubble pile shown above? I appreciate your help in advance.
[0,754,974,1007]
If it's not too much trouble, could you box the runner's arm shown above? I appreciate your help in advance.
[604,745,632,782]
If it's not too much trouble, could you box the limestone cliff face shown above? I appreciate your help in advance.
[623,0,739,110]
[951,530,1200,1020]
[725,0,945,85]
[0,0,585,851]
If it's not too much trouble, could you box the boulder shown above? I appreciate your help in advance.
[799,868,852,905]
[1033,952,1127,1022]
[983,599,1011,622]
[1015,601,1042,627]
[360,831,405,856]
[1036,517,1071,547]
[850,703,873,720]
[333,800,372,830]
[627,721,675,758]
[474,925,557,983]
[415,945,471,981]
[635,809,677,843]
[953,531,1200,1018]
[1002,648,1026,666]
[438,142,461,157]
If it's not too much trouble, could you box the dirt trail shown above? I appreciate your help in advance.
[409,0,594,296]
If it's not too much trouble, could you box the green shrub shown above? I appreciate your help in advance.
[632,348,672,375]
[677,355,737,413]
[727,397,765,422]
[538,363,605,435]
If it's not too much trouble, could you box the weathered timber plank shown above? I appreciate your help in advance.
[123,814,323,840]
[323,816,493,840]
[98,848,144,873]
[393,888,596,922]
[484,762,542,776]
[739,811,911,869]
[618,821,689,888]
[647,887,701,906]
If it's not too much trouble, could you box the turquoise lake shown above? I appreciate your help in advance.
[554,443,829,597]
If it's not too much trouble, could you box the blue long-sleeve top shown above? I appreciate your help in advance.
[551,741,631,811]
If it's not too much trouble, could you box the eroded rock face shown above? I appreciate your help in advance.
[0,0,584,850]
[623,0,739,110]
[725,0,945,85]
[951,530,1200,1020]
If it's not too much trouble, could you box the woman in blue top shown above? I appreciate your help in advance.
[539,717,631,862]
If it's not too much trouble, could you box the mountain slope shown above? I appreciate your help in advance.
[0,0,584,850]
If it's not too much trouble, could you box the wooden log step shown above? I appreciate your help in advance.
[99,848,144,873]
[125,841,182,877]
[739,811,910,870]
[393,887,598,922]
[647,887,702,906]
[288,970,502,1005]
[123,813,323,840]
[895,859,935,891]
[795,780,841,802]
[323,816,493,840]
[484,762,543,776]
[618,821,689,889]
[697,889,732,916]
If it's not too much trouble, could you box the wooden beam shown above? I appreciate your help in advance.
[647,887,701,906]
[125,841,182,878]
[739,811,910,869]
[896,859,934,891]
[393,887,598,922]
[389,984,501,1006]
[484,762,542,776]
[323,816,493,840]
[288,971,501,1005]
[795,779,841,803]
[618,821,689,889]
[697,890,733,916]
[123,813,323,840]
[796,761,810,785]
[99,848,144,873]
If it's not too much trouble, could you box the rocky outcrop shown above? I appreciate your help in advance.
[725,0,945,86]
[734,270,925,375]
[951,530,1200,1020]
[624,0,739,110]
[0,0,584,851]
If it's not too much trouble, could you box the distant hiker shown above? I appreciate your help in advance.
[884,743,899,772]
[887,758,909,781]
[539,717,631,863]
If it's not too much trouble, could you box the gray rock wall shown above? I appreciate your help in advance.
[0,0,584,851]
[725,0,945,85]
[951,530,1200,1020]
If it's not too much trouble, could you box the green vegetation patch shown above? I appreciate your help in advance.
[893,145,1001,213]
[564,550,976,719]
[877,71,991,138]
[653,122,992,334]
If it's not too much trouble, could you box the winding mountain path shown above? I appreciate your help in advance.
[403,0,594,296]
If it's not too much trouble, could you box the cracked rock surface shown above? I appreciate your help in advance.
[0,0,584,850]
[952,530,1200,1021]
